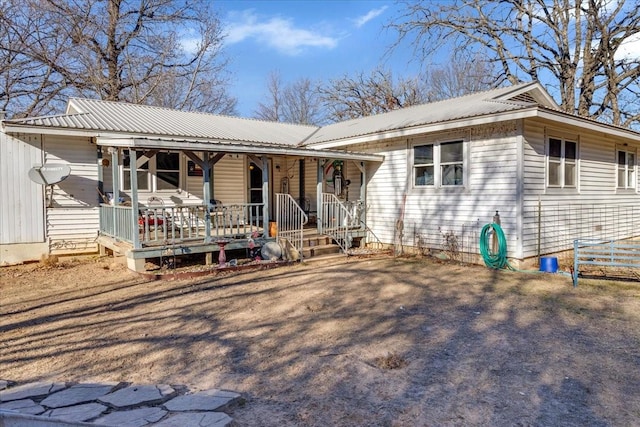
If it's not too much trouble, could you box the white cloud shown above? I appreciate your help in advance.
[352,6,388,28]
[181,37,200,55]
[224,10,338,56]
[615,33,640,61]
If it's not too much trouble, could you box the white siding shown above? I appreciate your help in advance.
[522,118,640,258]
[357,123,521,258]
[0,132,45,244]
[212,154,247,205]
[44,135,100,253]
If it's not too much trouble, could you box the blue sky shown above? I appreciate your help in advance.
[214,1,640,118]
[215,1,419,117]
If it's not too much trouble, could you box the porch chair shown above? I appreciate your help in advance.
[139,196,169,232]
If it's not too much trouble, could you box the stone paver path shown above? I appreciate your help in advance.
[0,380,240,426]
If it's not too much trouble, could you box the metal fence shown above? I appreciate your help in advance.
[526,202,640,257]
[410,219,482,264]
[406,202,640,263]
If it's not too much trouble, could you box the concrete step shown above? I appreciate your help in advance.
[302,243,342,258]
[302,235,333,247]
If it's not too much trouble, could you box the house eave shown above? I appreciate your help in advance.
[1,123,100,137]
[306,108,541,149]
[536,109,640,141]
[306,107,640,149]
[97,137,385,162]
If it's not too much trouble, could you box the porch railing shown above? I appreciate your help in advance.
[100,202,264,246]
[275,193,308,256]
[100,204,135,243]
[320,193,357,252]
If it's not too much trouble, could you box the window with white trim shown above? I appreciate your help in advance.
[547,137,577,188]
[413,140,464,187]
[123,150,150,191]
[617,149,636,189]
[122,151,180,191]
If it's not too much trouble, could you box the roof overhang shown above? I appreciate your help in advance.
[1,122,101,137]
[97,137,384,162]
[536,109,640,141]
[307,106,640,149]
[306,108,542,149]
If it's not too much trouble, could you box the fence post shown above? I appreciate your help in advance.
[537,196,542,266]
[573,239,579,287]
[492,210,501,254]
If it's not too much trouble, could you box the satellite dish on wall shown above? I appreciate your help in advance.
[28,164,71,185]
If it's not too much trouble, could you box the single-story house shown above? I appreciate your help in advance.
[1,82,639,270]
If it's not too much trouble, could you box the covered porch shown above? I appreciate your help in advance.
[95,136,383,271]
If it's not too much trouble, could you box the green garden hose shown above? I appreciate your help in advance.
[479,223,515,270]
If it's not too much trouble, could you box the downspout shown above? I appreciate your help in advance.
[516,119,524,260]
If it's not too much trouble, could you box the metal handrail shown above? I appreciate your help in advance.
[275,193,308,257]
[320,193,355,253]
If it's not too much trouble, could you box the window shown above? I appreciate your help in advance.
[440,141,464,186]
[617,149,636,189]
[123,150,149,190]
[547,137,577,188]
[156,152,180,190]
[413,139,464,187]
[122,151,180,191]
[414,145,434,185]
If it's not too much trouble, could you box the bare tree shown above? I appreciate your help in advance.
[317,68,429,122]
[0,0,67,117]
[255,71,284,122]
[425,53,497,100]
[0,0,235,117]
[281,78,323,125]
[389,0,640,128]
[254,71,323,125]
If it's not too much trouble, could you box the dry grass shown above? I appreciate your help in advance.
[1,255,639,426]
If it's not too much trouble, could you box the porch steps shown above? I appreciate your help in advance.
[301,229,342,259]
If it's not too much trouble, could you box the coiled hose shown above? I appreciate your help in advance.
[479,223,515,270]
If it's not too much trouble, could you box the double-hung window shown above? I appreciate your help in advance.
[413,139,464,187]
[617,149,636,189]
[547,137,577,188]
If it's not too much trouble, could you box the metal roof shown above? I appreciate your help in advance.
[301,82,556,145]
[9,98,318,146]
[8,82,636,150]
[98,137,384,162]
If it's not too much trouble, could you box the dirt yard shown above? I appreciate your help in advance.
[2,255,639,426]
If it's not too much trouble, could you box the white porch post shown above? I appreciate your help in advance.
[317,159,324,234]
[355,161,367,227]
[111,148,119,238]
[202,152,212,242]
[262,156,270,234]
[129,149,140,249]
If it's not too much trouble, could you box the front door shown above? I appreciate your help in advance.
[249,161,264,219]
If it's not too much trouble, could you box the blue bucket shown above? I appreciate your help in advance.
[539,256,559,273]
